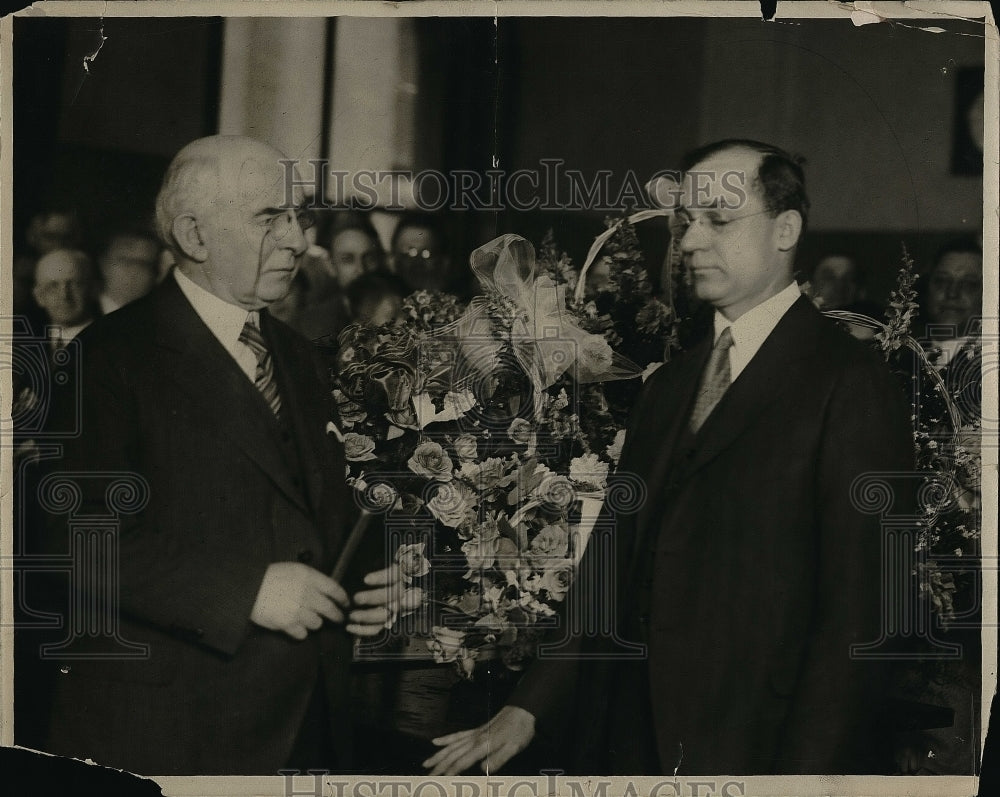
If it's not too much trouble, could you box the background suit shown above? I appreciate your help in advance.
[512,296,914,774]
[30,275,356,774]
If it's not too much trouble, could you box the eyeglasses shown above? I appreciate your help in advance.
[929,275,981,295]
[399,247,434,261]
[262,207,316,240]
[669,207,774,239]
[35,279,90,296]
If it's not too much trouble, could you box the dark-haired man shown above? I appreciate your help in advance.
[923,238,983,425]
[389,211,451,293]
[97,228,162,313]
[426,140,914,775]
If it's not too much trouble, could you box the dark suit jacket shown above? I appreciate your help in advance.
[31,276,356,774]
[511,296,914,775]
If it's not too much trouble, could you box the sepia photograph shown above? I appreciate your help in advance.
[1,2,996,795]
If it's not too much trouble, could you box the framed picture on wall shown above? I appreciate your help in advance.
[952,66,985,175]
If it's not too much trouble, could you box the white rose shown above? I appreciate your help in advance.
[570,453,609,490]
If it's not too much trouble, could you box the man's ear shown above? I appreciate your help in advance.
[775,210,803,252]
[171,214,208,262]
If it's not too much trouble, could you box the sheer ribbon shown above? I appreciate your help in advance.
[432,234,641,413]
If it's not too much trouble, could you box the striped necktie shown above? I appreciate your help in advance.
[689,326,733,433]
[239,314,282,419]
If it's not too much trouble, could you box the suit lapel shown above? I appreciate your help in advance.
[263,312,326,516]
[676,296,821,482]
[151,279,310,514]
[625,340,709,566]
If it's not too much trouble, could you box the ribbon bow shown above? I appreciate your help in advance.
[435,234,640,415]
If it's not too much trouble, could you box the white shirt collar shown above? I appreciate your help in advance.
[49,320,91,344]
[99,293,122,315]
[173,268,256,361]
[713,281,802,381]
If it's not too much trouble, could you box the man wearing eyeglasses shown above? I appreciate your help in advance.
[425,140,914,775]
[924,239,983,369]
[389,211,451,293]
[31,136,402,774]
[32,248,100,350]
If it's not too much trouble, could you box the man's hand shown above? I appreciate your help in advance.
[250,562,349,640]
[348,564,423,636]
[423,706,536,775]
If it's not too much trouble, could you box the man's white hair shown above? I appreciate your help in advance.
[154,135,285,255]
[153,141,222,253]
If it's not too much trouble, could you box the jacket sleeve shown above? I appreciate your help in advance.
[508,366,669,735]
[36,341,269,658]
[777,350,915,773]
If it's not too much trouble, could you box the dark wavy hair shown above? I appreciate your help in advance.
[680,139,810,232]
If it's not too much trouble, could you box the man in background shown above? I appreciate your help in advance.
[921,238,983,428]
[390,211,451,293]
[97,228,162,313]
[14,209,84,326]
[811,252,860,310]
[32,248,100,349]
[923,239,982,357]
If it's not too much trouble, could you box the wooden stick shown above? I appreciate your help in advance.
[332,509,373,583]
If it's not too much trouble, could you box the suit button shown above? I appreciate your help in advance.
[60,665,71,674]
[638,614,649,625]
[281,430,292,443]
[297,548,314,564]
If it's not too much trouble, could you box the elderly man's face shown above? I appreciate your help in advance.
[101,236,161,305]
[675,148,795,321]
[927,251,982,334]
[33,251,95,326]
[196,146,310,309]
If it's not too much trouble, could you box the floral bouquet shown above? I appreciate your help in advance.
[330,234,647,676]
[822,246,981,628]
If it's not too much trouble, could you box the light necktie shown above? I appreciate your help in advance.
[689,326,734,433]
[239,314,282,419]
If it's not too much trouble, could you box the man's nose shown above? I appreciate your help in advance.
[944,281,963,300]
[679,220,709,252]
[279,210,310,255]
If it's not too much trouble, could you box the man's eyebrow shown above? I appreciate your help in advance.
[678,200,724,212]
[254,206,294,217]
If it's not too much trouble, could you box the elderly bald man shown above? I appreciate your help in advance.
[33,136,401,774]
[32,248,100,348]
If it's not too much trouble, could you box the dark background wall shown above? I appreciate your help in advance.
[13,14,985,305]
[491,16,984,300]
[13,17,223,253]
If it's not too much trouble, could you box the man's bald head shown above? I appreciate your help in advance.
[154,135,293,252]
[154,135,311,309]
[33,248,98,326]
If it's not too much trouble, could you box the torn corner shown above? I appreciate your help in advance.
[850,3,886,27]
